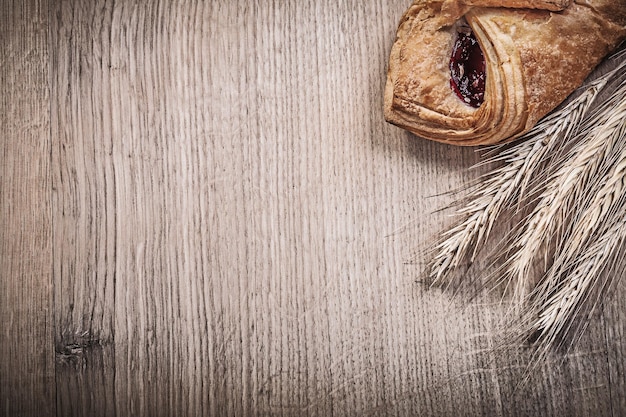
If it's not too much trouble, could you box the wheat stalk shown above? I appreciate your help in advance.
[505,84,626,298]
[528,116,626,345]
[428,66,620,285]
[428,48,626,352]
[429,129,561,283]
[530,212,626,359]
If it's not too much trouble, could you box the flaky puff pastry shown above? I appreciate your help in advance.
[384,0,626,145]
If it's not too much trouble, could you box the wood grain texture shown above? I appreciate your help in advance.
[0,1,54,417]
[1,0,625,416]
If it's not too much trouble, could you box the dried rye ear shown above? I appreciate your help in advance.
[428,48,626,353]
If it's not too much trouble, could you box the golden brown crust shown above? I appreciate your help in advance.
[464,0,571,12]
[384,0,626,145]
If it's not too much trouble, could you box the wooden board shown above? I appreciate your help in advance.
[0,1,55,416]
[2,1,625,416]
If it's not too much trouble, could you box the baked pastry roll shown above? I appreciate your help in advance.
[384,0,626,145]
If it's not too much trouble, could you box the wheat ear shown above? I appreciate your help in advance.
[505,81,626,299]
[528,110,626,348]
[428,72,616,285]
[530,213,626,360]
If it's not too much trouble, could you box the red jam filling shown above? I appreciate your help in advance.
[450,30,486,108]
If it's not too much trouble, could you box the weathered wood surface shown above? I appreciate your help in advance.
[0,1,55,416]
[1,1,625,416]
